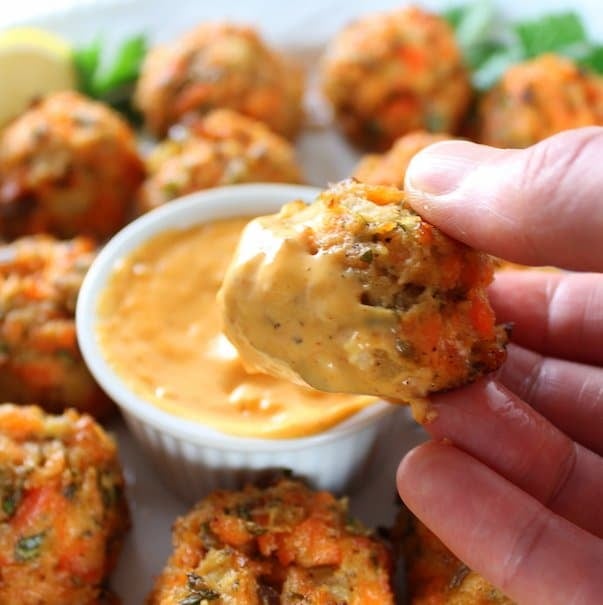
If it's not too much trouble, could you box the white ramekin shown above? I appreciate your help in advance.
[76,184,402,502]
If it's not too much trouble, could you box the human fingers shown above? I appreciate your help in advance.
[498,344,603,455]
[422,378,603,538]
[489,270,603,366]
[404,127,603,271]
[397,442,603,605]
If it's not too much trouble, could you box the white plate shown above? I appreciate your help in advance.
[3,1,602,602]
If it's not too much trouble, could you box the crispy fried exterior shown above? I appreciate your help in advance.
[138,109,303,212]
[0,404,129,605]
[353,131,450,187]
[477,54,603,148]
[0,235,113,418]
[135,23,304,139]
[0,91,144,240]
[221,180,507,412]
[148,478,394,605]
[321,7,471,150]
[391,509,514,604]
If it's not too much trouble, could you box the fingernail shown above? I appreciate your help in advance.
[405,141,485,197]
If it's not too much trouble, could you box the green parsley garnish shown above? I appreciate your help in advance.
[74,34,147,122]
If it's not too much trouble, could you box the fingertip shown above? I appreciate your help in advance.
[396,441,452,507]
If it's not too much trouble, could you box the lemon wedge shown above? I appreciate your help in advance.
[0,27,77,127]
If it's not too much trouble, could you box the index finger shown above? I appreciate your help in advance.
[404,127,603,271]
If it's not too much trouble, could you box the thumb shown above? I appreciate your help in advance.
[404,127,603,271]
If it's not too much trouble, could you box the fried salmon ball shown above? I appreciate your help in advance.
[477,54,603,148]
[321,7,471,151]
[220,180,507,418]
[0,236,113,418]
[138,109,303,212]
[148,477,394,605]
[0,404,129,605]
[0,91,144,240]
[353,131,450,187]
[135,23,304,139]
[391,508,514,604]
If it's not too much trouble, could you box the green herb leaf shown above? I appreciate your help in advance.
[73,34,147,122]
[577,44,603,74]
[472,45,523,90]
[443,5,467,30]
[73,38,102,97]
[444,0,509,88]
[15,532,45,561]
[2,493,17,516]
[453,0,497,52]
[93,35,147,96]
[514,12,587,58]
[360,249,373,263]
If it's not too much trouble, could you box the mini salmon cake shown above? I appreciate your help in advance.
[138,109,302,212]
[0,404,129,605]
[148,477,394,604]
[0,91,144,240]
[477,54,603,148]
[353,131,450,188]
[0,235,113,418]
[220,180,507,417]
[391,509,514,604]
[321,7,471,150]
[135,23,304,139]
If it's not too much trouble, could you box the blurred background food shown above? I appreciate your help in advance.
[134,22,304,139]
[138,109,302,212]
[353,131,451,187]
[0,404,129,605]
[0,236,113,417]
[321,7,471,150]
[476,53,603,148]
[0,91,144,240]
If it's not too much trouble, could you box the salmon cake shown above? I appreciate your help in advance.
[148,477,394,604]
[135,23,304,139]
[0,91,144,240]
[138,109,302,212]
[321,7,471,150]
[0,235,113,418]
[220,180,507,417]
[391,508,514,604]
[353,131,450,188]
[0,404,129,605]
[477,54,603,148]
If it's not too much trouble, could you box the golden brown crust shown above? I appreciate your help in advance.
[221,180,508,408]
[391,508,514,604]
[353,131,450,188]
[0,91,144,240]
[137,109,303,212]
[477,54,603,148]
[135,23,304,139]
[0,404,129,605]
[0,235,113,418]
[321,7,471,150]
[148,478,394,604]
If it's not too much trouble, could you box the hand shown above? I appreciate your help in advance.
[396,127,603,605]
